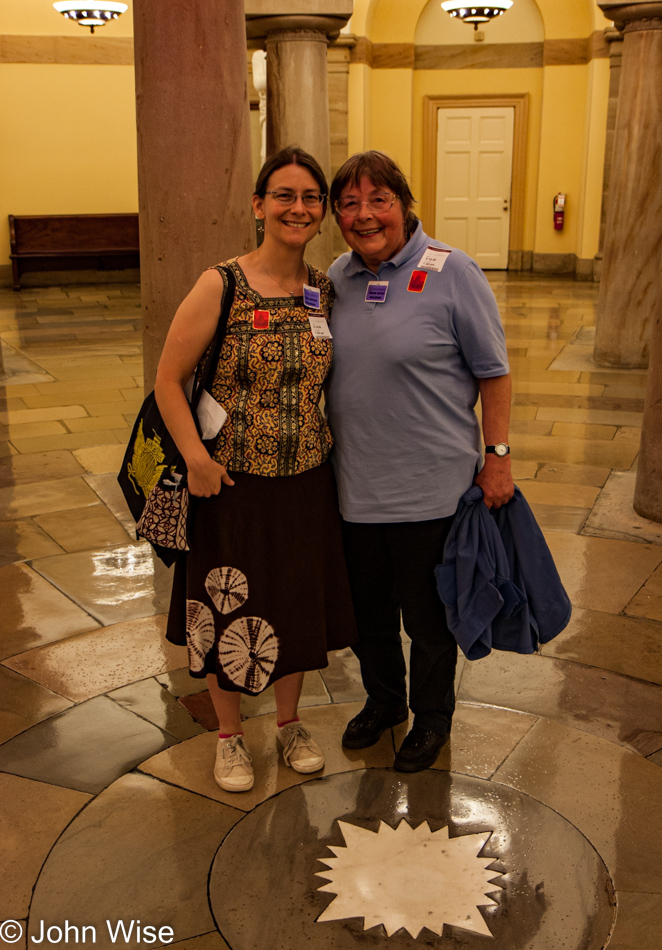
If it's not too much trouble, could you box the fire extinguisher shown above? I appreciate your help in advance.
[553,193,566,231]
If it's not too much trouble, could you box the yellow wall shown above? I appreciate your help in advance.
[347,0,612,267]
[0,64,138,265]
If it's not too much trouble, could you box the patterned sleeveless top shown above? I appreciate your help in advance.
[209,259,334,477]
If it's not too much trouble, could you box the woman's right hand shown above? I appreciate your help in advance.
[186,454,235,497]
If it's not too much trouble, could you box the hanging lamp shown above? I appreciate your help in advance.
[53,2,128,34]
[441,1,514,31]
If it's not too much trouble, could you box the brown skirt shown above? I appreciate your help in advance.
[166,460,357,695]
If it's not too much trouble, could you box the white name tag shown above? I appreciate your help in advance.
[417,246,451,272]
[184,376,228,439]
[303,284,321,310]
[308,314,332,339]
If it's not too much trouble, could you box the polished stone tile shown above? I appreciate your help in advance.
[31,543,174,626]
[0,475,99,519]
[0,451,85,489]
[417,702,536,779]
[28,773,241,949]
[65,413,129,432]
[550,421,617,440]
[509,419,553,437]
[606,893,662,950]
[509,433,639,469]
[541,606,662,686]
[537,406,643,427]
[84,472,137,534]
[0,665,73,744]
[0,519,64,566]
[459,650,662,754]
[0,405,88,426]
[509,460,538,480]
[0,696,177,793]
[649,749,662,767]
[545,532,662,614]
[0,562,99,660]
[528,503,589,533]
[0,419,66,440]
[108,678,205,740]
[626,562,662,622]
[614,425,642,441]
[73,443,127,474]
[33,504,132,552]
[519,479,599,508]
[493,718,662,892]
[10,429,124,454]
[4,616,186,702]
[0,773,90,919]
[156,666,210,698]
[583,471,662,545]
[170,934,230,950]
[320,647,366,703]
[535,461,611,487]
[139,703,395,813]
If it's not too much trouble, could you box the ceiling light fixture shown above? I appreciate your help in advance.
[53,2,128,34]
[441,1,514,30]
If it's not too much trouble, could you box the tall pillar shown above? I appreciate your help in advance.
[593,28,623,281]
[133,0,255,390]
[594,1,662,368]
[246,5,352,271]
[634,253,662,522]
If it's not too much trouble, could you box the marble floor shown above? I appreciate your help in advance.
[1,275,661,949]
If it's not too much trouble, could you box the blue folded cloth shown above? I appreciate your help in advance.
[435,484,571,660]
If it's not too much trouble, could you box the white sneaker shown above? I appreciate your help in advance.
[214,734,254,792]
[277,721,325,774]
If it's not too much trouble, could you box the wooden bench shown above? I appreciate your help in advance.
[8,213,140,290]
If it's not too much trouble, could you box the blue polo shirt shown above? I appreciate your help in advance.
[326,223,509,523]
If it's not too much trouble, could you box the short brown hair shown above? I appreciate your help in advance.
[330,151,417,231]
[254,146,328,211]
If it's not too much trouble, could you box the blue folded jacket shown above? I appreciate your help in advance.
[435,484,571,660]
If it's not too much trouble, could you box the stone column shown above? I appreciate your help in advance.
[246,5,352,271]
[593,28,624,281]
[634,252,662,522]
[594,1,662,368]
[133,0,255,390]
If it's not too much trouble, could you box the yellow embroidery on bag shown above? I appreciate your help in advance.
[127,420,167,498]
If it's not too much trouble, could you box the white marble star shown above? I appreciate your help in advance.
[316,819,502,938]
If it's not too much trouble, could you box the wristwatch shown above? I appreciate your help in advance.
[485,443,510,457]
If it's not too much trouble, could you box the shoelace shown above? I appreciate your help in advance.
[223,736,252,766]
[281,723,314,764]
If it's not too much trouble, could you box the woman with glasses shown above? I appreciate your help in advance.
[325,150,513,772]
[155,146,356,792]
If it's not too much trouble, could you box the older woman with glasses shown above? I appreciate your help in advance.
[325,150,513,772]
[155,147,356,793]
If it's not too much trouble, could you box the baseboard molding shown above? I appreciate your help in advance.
[530,253,599,281]
[0,264,140,289]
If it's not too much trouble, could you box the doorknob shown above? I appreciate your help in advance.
[503,199,509,212]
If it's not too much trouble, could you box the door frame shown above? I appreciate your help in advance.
[422,95,529,266]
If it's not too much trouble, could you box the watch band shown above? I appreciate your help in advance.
[485,443,510,457]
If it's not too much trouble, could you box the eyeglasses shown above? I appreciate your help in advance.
[265,191,326,207]
[334,193,397,217]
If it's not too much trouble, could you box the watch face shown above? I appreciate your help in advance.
[495,443,508,457]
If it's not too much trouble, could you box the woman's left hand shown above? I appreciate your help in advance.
[474,456,514,509]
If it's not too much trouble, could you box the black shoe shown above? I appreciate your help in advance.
[342,704,409,749]
[393,726,449,772]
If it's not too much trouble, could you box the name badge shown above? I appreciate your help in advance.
[417,246,451,272]
[407,270,428,293]
[365,281,389,303]
[308,314,333,339]
[253,309,270,330]
[303,284,321,310]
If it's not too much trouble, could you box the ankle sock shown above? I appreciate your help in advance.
[277,717,300,729]
[218,731,243,739]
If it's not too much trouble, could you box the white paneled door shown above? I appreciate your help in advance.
[435,107,514,269]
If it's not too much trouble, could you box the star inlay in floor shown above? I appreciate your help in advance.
[209,769,615,948]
